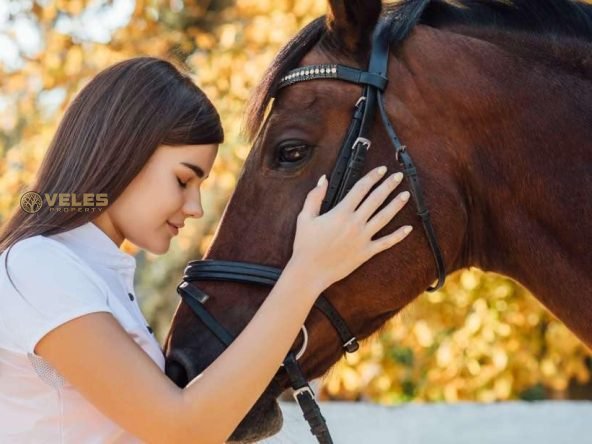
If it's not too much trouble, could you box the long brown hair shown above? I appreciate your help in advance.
[0,57,223,280]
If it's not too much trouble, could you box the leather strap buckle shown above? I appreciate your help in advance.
[293,385,315,406]
[343,337,359,353]
[352,137,371,151]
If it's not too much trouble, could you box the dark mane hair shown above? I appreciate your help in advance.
[244,0,592,140]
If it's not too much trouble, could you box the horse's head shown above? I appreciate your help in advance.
[164,0,469,441]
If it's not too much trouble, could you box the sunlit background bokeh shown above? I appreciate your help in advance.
[1,0,590,403]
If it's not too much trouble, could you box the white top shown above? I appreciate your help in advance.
[0,222,165,443]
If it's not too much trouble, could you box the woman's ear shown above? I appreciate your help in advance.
[326,0,382,54]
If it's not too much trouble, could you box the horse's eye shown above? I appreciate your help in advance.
[278,144,310,164]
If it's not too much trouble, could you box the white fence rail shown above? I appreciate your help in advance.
[261,401,592,443]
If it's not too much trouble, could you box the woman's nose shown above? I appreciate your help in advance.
[183,195,204,219]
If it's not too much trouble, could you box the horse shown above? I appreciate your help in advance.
[163,0,592,441]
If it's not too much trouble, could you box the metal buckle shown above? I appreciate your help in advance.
[343,337,359,353]
[293,386,315,406]
[355,96,367,107]
[177,281,209,304]
[280,326,309,367]
[395,144,407,162]
[352,136,371,151]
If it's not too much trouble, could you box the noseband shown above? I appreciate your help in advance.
[175,22,446,443]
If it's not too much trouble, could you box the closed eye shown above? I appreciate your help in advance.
[177,177,187,189]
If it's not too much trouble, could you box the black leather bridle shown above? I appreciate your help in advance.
[176,21,446,444]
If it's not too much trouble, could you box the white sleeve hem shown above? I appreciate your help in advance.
[27,306,113,356]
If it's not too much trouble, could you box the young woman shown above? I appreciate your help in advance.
[0,57,412,443]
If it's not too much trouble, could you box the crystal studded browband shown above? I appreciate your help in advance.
[278,64,339,89]
[277,64,388,92]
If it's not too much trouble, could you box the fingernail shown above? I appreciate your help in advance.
[400,191,410,202]
[391,172,403,182]
[403,225,413,234]
[377,166,387,175]
[317,174,327,187]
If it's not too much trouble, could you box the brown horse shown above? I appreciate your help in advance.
[164,0,592,441]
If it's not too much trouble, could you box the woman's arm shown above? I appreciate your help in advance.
[35,259,320,444]
[36,166,411,443]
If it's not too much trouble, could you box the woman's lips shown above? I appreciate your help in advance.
[167,221,179,235]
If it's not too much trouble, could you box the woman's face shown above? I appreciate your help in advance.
[95,143,218,254]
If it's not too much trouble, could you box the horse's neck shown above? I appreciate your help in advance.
[458,34,592,346]
[468,108,592,346]
[397,26,592,346]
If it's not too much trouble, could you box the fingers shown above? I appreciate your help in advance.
[299,174,328,219]
[336,165,388,213]
[365,190,411,235]
[368,224,413,256]
[356,172,404,221]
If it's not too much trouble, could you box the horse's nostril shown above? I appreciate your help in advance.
[165,358,189,388]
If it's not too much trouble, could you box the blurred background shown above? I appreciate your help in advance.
[1,0,591,404]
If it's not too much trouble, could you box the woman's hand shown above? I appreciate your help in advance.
[289,165,412,294]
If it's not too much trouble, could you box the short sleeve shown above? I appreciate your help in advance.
[0,237,112,355]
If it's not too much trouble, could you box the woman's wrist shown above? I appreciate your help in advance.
[283,255,330,302]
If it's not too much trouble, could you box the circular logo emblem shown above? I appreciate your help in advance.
[20,191,43,214]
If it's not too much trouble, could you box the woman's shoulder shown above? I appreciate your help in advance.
[1,234,109,296]
[5,233,75,261]
[0,235,112,355]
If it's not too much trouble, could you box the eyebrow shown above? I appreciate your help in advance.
[180,162,206,178]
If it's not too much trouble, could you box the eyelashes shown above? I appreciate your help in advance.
[177,177,188,189]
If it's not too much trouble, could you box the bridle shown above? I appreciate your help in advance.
[175,21,446,444]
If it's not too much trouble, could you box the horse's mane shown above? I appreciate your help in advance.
[244,0,592,140]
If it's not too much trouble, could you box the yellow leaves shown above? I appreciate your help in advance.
[235,0,288,14]
[5,73,27,92]
[0,109,17,132]
[467,358,481,376]
[244,17,270,45]
[494,375,513,398]
[35,2,58,24]
[56,0,86,15]
[292,0,326,18]
[194,32,216,50]
[444,382,460,402]
[460,268,480,290]
[465,312,482,335]
[493,281,513,298]
[322,269,592,403]
[436,341,454,367]
[341,366,361,392]
[64,47,83,77]
[541,357,557,377]
[427,289,444,303]
[492,348,509,371]
[218,24,240,49]
[413,321,433,347]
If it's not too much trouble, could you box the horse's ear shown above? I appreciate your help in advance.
[326,0,382,54]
